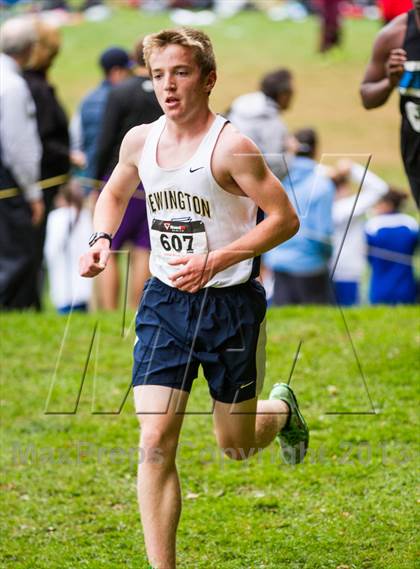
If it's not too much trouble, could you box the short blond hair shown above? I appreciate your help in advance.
[143,27,216,77]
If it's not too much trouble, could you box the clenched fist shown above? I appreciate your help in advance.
[386,48,407,87]
[79,240,110,278]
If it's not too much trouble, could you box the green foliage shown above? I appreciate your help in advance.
[1,307,418,568]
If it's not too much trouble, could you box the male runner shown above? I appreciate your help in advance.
[80,27,309,569]
[360,1,420,207]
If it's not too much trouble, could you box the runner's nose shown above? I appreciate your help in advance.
[163,74,176,92]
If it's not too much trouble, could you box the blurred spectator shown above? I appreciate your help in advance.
[44,180,93,313]
[365,189,418,305]
[81,0,104,9]
[318,0,342,52]
[23,20,70,306]
[70,46,133,192]
[41,0,70,10]
[263,128,335,305]
[141,0,170,12]
[228,68,294,181]
[95,38,162,310]
[330,160,389,306]
[0,17,44,310]
[96,39,162,179]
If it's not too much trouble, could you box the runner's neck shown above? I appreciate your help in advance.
[163,108,215,143]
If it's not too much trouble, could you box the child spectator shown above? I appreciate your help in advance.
[44,180,92,313]
[330,160,389,306]
[365,189,418,305]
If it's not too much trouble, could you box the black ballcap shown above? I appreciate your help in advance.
[99,46,132,72]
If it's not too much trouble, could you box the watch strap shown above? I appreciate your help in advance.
[89,232,113,248]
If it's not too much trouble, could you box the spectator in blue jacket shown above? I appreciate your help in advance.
[263,128,335,305]
[365,188,418,305]
[70,47,132,192]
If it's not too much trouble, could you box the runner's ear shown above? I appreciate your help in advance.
[203,70,217,95]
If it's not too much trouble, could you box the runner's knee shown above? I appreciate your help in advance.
[140,426,179,464]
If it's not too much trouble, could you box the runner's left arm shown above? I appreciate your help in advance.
[169,133,299,291]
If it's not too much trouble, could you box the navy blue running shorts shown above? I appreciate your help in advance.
[132,277,267,403]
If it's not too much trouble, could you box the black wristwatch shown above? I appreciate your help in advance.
[89,231,113,248]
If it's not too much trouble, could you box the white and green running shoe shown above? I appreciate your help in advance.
[269,383,309,465]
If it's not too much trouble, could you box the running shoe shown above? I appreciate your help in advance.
[269,382,309,465]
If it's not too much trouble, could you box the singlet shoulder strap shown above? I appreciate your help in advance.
[407,9,416,33]
[403,9,420,50]
[193,114,228,166]
[139,115,166,169]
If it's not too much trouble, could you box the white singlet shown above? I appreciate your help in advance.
[139,114,258,288]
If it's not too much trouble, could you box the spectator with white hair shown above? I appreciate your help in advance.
[0,17,44,309]
[23,20,70,308]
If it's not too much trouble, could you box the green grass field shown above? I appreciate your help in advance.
[1,307,419,568]
[1,6,419,569]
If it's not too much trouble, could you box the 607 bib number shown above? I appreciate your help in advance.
[160,233,193,253]
[151,218,208,260]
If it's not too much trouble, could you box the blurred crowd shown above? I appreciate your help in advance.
[0,7,418,313]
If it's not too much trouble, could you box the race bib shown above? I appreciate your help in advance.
[150,218,208,265]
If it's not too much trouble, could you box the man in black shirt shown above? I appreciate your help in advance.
[95,39,162,310]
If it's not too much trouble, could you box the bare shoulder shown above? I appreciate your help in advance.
[119,122,155,165]
[216,121,260,156]
[374,13,407,51]
[214,122,264,175]
[121,123,154,153]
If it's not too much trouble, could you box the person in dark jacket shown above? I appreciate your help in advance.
[70,46,133,192]
[96,39,162,180]
[95,38,163,310]
[23,20,70,306]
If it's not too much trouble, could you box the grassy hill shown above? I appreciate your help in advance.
[1,307,418,568]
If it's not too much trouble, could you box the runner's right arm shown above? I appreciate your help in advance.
[79,126,147,277]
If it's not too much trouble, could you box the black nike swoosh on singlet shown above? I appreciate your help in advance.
[189,167,204,173]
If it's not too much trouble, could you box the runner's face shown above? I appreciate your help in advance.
[149,44,214,119]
